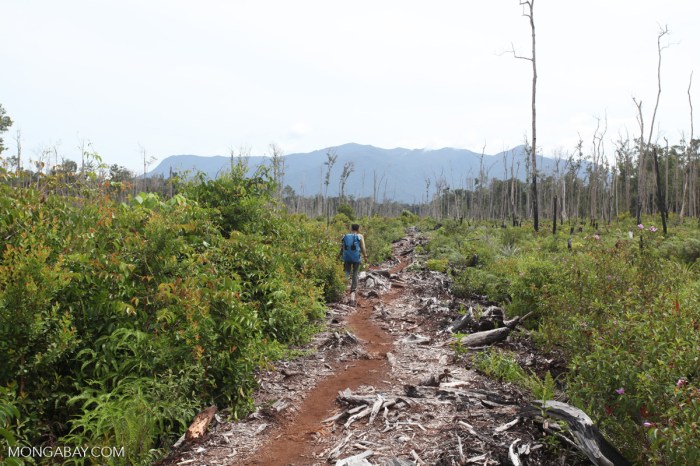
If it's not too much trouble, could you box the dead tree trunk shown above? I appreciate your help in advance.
[652,147,668,234]
[512,0,538,231]
[527,400,631,466]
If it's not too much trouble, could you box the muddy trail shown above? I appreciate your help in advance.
[161,228,582,466]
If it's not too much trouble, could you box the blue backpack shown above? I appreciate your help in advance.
[342,234,361,263]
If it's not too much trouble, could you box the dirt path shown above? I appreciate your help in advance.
[162,230,577,466]
[246,256,410,465]
[246,294,395,465]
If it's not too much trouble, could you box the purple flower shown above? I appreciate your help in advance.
[643,421,652,427]
[594,234,600,240]
[649,226,658,233]
[638,224,644,229]
[615,388,625,395]
[677,378,687,387]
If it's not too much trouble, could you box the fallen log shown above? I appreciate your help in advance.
[459,326,511,347]
[344,406,372,428]
[527,400,631,466]
[185,405,217,442]
[338,389,377,406]
[504,311,533,329]
[445,307,476,334]
[368,395,384,426]
[475,306,505,331]
[328,433,353,461]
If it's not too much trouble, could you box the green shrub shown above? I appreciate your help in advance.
[337,203,356,220]
[659,235,700,264]
[0,169,345,463]
[425,258,448,272]
[472,349,556,402]
[439,222,700,462]
[0,387,22,466]
[452,267,508,302]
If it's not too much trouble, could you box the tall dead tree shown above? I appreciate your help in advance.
[680,72,695,219]
[634,26,670,227]
[339,161,355,203]
[269,143,285,202]
[590,116,607,225]
[650,27,670,233]
[324,149,338,222]
[512,0,539,231]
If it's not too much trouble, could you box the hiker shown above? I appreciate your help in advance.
[340,224,368,305]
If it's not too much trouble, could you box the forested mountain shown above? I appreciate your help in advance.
[148,143,563,203]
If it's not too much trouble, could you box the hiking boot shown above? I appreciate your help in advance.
[350,291,356,306]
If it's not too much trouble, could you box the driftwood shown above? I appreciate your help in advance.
[527,400,631,466]
[185,405,217,442]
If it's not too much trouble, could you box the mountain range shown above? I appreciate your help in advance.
[148,143,565,204]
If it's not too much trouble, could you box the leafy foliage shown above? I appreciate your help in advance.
[0,167,345,464]
[426,220,700,463]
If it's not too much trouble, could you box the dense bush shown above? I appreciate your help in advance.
[424,220,700,463]
[451,267,508,302]
[537,231,700,464]
[0,167,344,464]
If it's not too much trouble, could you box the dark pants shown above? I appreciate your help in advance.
[344,261,361,292]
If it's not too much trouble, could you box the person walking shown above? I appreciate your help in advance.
[340,224,368,305]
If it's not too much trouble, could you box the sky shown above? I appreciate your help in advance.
[2,1,699,174]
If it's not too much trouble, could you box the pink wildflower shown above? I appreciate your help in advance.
[677,378,687,387]
[638,223,644,229]
[643,421,652,427]
[649,226,658,233]
[615,388,625,395]
[594,234,600,240]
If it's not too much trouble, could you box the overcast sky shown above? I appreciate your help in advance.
[2,1,699,173]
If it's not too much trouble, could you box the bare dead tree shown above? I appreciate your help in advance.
[424,177,431,217]
[681,72,695,219]
[510,150,518,225]
[589,116,607,225]
[324,149,338,222]
[633,98,646,224]
[691,74,697,219]
[511,0,539,231]
[371,169,385,217]
[269,143,285,202]
[339,161,355,203]
[14,129,21,174]
[648,26,670,234]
